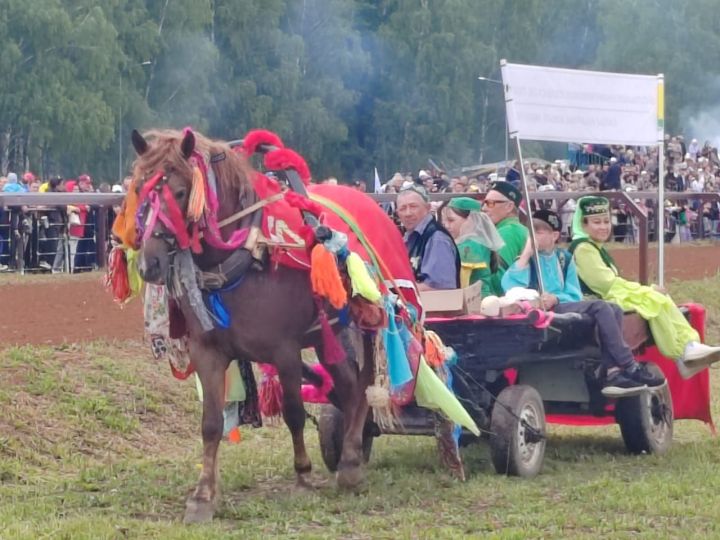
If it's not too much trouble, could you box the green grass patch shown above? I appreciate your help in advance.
[3,276,720,538]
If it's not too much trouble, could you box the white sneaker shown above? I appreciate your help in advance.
[676,357,706,380]
[682,342,720,367]
[480,295,501,317]
[38,261,52,271]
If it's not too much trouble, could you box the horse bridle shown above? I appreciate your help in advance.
[136,171,187,251]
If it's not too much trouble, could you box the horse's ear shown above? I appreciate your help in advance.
[181,129,195,159]
[131,129,148,156]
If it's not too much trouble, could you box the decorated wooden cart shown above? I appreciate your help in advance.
[317,303,712,479]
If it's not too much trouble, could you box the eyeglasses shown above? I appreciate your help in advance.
[482,199,511,208]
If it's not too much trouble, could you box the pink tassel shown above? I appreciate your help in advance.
[301,364,334,403]
[317,301,346,365]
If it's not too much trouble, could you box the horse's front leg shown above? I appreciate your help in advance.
[274,342,313,487]
[184,342,227,524]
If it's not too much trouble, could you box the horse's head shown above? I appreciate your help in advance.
[129,128,255,284]
[131,128,201,284]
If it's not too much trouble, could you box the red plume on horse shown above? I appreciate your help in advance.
[114,127,417,523]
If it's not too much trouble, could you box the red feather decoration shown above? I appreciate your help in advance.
[239,129,285,157]
[264,148,311,184]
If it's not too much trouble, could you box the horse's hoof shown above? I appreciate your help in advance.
[183,498,215,524]
[336,465,366,492]
[295,472,316,490]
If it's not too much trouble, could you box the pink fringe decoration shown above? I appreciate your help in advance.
[301,364,333,403]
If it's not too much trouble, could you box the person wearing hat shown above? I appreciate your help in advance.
[502,209,665,397]
[441,197,504,294]
[570,196,720,378]
[482,180,529,295]
[397,184,460,290]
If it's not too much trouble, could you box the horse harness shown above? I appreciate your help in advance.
[137,156,304,293]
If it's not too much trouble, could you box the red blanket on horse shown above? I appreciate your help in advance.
[252,175,419,313]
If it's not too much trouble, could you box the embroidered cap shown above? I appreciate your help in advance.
[487,180,522,207]
[448,196,482,212]
[578,196,610,217]
[532,209,561,232]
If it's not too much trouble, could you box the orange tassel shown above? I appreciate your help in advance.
[310,244,347,309]
[227,427,242,444]
[112,177,139,248]
[187,166,206,221]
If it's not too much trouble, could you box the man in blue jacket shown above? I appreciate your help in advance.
[501,209,665,397]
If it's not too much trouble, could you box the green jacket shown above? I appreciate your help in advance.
[487,216,528,295]
[457,238,493,295]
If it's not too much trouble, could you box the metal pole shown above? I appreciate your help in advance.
[513,136,546,296]
[118,75,122,184]
[504,114,509,168]
[657,74,665,287]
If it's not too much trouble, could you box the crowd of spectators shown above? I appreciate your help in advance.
[2,133,719,274]
[369,135,720,245]
[0,172,128,273]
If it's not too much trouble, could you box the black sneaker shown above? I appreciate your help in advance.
[601,370,647,398]
[626,362,666,388]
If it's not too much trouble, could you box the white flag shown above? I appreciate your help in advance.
[373,167,382,193]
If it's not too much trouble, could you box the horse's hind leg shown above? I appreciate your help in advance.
[184,345,227,524]
[274,342,313,487]
[320,330,371,490]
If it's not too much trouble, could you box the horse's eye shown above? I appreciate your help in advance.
[175,190,186,200]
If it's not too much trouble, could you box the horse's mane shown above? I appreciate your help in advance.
[132,129,254,195]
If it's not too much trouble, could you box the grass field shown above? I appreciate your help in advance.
[3,276,720,539]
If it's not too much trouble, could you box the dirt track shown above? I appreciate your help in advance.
[0,242,718,346]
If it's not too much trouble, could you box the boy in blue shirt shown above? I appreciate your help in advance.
[502,209,665,397]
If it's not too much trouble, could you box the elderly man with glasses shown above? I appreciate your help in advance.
[396,184,460,291]
[483,180,529,295]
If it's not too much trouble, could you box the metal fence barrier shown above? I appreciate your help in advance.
[0,191,717,281]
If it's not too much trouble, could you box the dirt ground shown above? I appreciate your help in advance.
[0,242,718,346]
[0,273,143,346]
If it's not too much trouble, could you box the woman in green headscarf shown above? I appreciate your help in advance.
[441,197,505,295]
[569,196,720,378]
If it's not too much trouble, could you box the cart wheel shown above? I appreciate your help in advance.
[318,404,374,473]
[489,385,546,478]
[615,364,673,455]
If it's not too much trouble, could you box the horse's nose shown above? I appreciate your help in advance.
[140,255,164,283]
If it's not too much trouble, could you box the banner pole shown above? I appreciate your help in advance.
[657,74,665,287]
[500,58,545,297]
[513,136,546,296]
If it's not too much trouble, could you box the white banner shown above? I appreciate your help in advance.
[500,61,660,146]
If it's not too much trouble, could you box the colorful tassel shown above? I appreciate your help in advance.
[346,252,381,303]
[125,249,143,297]
[105,246,131,303]
[300,364,334,403]
[310,243,347,309]
[187,165,206,221]
[317,299,346,365]
[424,330,447,368]
[258,364,283,418]
[227,426,242,444]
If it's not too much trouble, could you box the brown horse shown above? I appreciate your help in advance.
[130,128,374,523]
